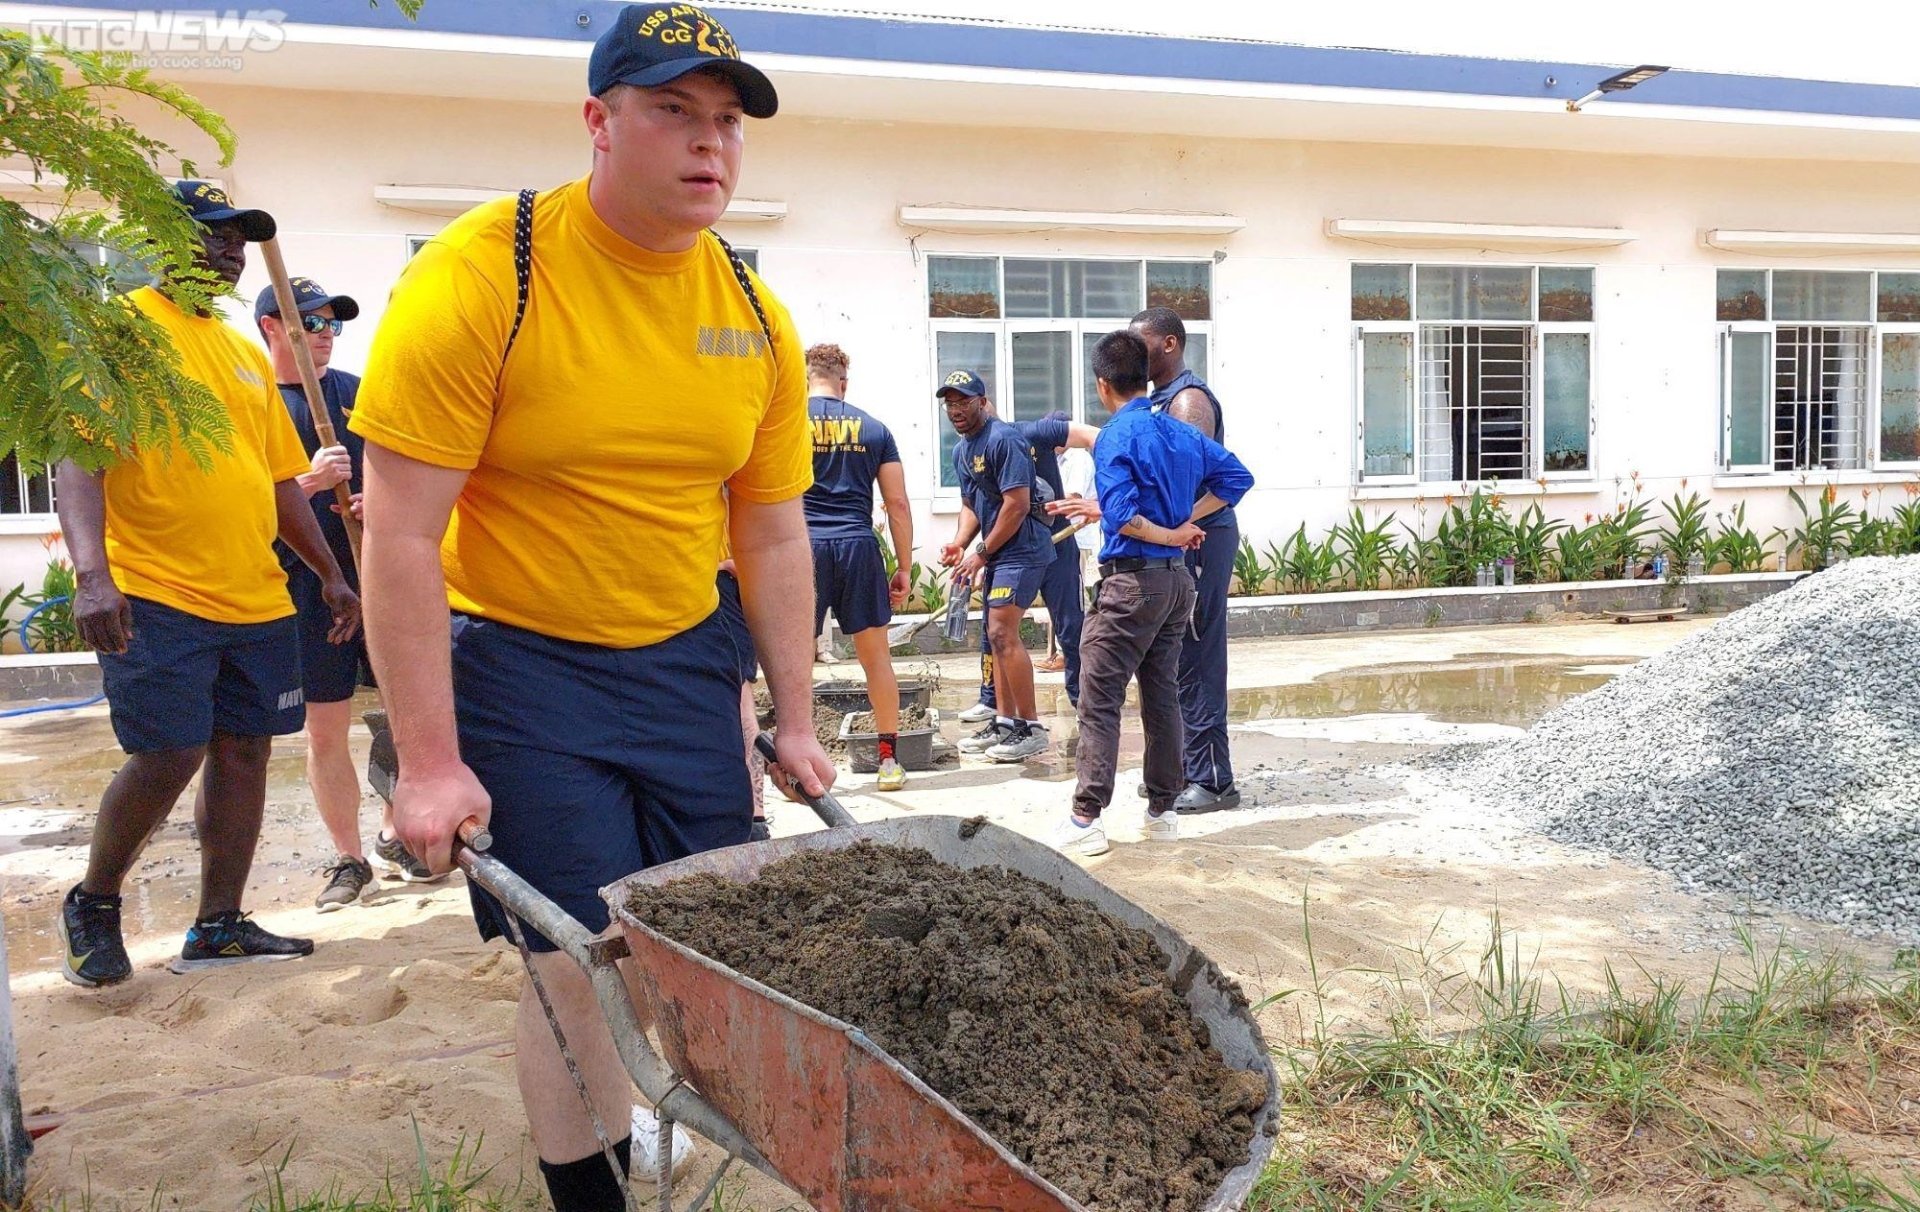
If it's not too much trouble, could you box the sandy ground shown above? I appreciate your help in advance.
[1,620,1894,1210]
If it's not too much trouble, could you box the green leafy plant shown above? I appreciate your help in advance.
[1655,490,1713,569]
[1269,524,1341,594]
[1783,485,1860,571]
[1329,508,1398,592]
[1506,503,1566,585]
[1592,495,1654,578]
[1709,503,1768,573]
[1551,516,1607,582]
[1231,538,1267,596]
[1430,489,1512,587]
[20,549,80,653]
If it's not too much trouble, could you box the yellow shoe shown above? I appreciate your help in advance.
[876,757,907,792]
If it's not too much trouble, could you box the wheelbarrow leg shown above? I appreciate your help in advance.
[455,842,781,1203]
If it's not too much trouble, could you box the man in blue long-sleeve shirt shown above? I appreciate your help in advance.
[1046,331,1253,857]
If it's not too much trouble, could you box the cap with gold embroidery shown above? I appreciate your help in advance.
[588,4,777,119]
[936,369,988,400]
[171,179,276,242]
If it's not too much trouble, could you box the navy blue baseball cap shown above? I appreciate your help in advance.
[589,4,778,119]
[254,277,360,324]
[936,369,988,400]
[173,179,275,241]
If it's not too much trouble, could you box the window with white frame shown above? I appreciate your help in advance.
[1717,269,1920,472]
[929,256,1212,489]
[1352,263,1594,485]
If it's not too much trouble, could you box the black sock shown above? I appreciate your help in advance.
[538,1136,631,1212]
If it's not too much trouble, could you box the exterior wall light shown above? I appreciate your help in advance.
[1567,65,1670,112]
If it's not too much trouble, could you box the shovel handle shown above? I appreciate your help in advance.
[754,731,857,830]
[455,815,493,854]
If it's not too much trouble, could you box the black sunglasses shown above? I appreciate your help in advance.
[295,314,344,336]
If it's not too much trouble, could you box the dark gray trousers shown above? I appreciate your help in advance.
[1073,566,1197,820]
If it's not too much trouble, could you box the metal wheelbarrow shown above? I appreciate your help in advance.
[376,722,1279,1211]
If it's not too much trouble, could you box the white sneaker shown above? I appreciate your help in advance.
[875,757,907,792]
[986,723,1050,764]
[631,1103,693,1183]
[1142,811,1178,843]
[1048,817,1109,857]
[956,701,996,724]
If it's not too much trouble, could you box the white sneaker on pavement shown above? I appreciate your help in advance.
[631,1103,693,1183]
[1142,811,1178,843]
[956,701,996,724]
[1048,817,1110,857]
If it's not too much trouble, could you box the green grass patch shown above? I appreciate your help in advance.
[1252,907,1920,1210]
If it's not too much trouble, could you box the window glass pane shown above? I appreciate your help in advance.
[1006,260,1142,318]
[1538,268,1594,322]
[1415,265,1531,321]
[935,330,997,485]
[1081,261,1143,318]
[1081,331,1108,427]
[1147,262,1211,320]
[1879,273,1920,323]
[23,461,51,514]
[0,454,21,516]
[1005,259,1067,318]
[1772,270,1870,322]
[1881,333,1920,462]
[1728,331,1770,466]
[1352,264,1411,320]
[1360,331,1413,478]
[732,248,758,273]
[929,256,1000,319]
[1009,331,1072,423]
[1185,332,1209,383]
[1542,332,1591,472]
[1716,269,1767,321]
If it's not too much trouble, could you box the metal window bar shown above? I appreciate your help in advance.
[1773,325,1868,471]
[1418,325,1533,482]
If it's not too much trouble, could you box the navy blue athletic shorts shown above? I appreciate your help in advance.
[288,565,371,704]
[812,535,893,637]
[982,559,1046,612]
[450,610,753,953]
[715,569,758,682]
[98,596,305,753]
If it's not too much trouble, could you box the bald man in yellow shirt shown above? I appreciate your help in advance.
[53,181,361,989]
[351,6,832,1203]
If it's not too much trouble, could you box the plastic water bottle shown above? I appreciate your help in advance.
[1687,553,1706,578]
[942,576,970,642]
[1652,553,1667,579]
[1500,557,1515,587]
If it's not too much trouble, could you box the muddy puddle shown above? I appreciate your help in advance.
[1227,653,1632,728]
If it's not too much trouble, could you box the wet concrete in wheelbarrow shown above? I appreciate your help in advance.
[627,843,1267,1212]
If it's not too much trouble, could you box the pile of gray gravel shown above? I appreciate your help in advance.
[1441,556,1920,940]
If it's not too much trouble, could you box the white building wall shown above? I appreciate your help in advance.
[14,80,1920,591]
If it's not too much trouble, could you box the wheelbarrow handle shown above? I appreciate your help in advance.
[455,815,493,854]
[754,730,858,830]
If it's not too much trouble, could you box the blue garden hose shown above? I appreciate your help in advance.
[0,595,105,717]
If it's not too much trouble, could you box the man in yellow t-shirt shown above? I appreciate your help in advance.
[53,180,362,990]
[350,6,832,1201]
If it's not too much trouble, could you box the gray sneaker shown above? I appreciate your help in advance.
[958,721,1015,755]
[956,701,996,724]
[986,723,1050,763]
[373,832,447,884]
[315,856,374,912]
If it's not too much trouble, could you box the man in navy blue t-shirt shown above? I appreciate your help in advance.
[256,277,431,911]
[938,370,1053,764]
[955,410,1097,723]
[802,344,912,792]
[1133,306,1243,814]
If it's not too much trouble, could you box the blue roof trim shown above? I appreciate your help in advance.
[36,0,1920,122]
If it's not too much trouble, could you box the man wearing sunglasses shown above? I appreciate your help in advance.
[256,279,438,912]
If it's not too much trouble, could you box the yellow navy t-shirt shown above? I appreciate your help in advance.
[351,176,812,649]
[102,286,309,624]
